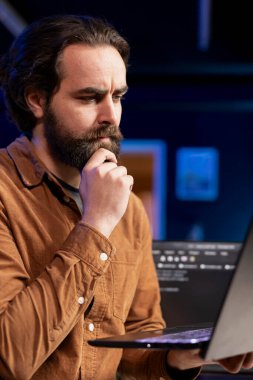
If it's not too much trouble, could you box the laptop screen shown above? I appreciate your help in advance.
[152,240,241,328]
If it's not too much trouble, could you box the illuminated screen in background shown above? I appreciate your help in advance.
[120,139,167,239]
[175,147,219,201]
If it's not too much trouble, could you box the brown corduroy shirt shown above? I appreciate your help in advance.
[0,136,201,380]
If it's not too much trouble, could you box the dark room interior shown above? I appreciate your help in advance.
[1,1,253,378]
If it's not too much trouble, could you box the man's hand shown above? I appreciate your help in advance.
[167,349,253,374]
[79,148,133,238]
[167,349,213,371]
[218,352,253,373]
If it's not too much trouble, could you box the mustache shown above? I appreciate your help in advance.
[84,124,123,142]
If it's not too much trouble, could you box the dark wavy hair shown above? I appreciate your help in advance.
[0,14,130,132]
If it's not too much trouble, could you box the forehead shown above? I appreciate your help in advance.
[57,44,127,89]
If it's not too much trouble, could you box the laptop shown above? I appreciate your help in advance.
[152,239,241,330]
[89,218,253,361]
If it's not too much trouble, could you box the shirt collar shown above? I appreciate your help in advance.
[7,135,47,187]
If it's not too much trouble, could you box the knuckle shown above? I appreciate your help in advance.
[95,166,104,176]
[118,165,127,174]
[116,176,127,189]
[97,147,107,153]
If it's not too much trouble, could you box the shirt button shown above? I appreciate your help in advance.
[88,323,95,332]
[100,252,108,261]
[63,195,70,203]
[78,296,85,305]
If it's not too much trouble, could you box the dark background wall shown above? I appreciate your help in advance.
[1,0,253,242]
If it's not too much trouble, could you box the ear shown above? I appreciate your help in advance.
[25,87,46,119]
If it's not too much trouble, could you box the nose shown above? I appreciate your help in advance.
[97,96,120,126]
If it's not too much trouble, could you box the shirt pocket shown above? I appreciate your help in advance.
[111,258,139,322]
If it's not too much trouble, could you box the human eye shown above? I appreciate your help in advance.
[76,94,100,104]
[113,94,126,103]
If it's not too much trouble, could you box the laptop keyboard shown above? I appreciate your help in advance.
[137,327,213,344]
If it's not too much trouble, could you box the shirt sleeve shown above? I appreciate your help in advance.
[0,201,114,380]
[118,201,201,380]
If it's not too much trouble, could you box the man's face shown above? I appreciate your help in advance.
[43,44,128,170]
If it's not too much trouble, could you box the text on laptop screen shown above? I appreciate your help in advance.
[152,240,241,328]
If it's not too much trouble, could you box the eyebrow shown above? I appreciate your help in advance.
[72,85,129,96]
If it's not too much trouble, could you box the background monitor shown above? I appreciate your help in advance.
[120,139,167,239]
[175,147,219,201]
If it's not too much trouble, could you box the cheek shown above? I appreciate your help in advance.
[51,96,97,129]
[61,107,97,131]
[115,104,122,125]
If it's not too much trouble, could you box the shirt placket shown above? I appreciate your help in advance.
[81,272,112,380]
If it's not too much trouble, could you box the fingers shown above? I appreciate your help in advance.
[100,164,127,176]
[166,348,253,375]
[83,148,117,171]
[218,356,244,373]
[108,165,133,193]
[242,352,253,369]
[167,349,208,371]
[79,147,134,237]
[218,353,253,373]
[126,174,134,192]
[83,148,133,192]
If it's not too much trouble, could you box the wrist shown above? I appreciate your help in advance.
[81,216,113,238]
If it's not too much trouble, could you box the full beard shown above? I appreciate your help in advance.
[43,106,123,171]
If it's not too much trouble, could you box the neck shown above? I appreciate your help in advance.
[31,126,81,188]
